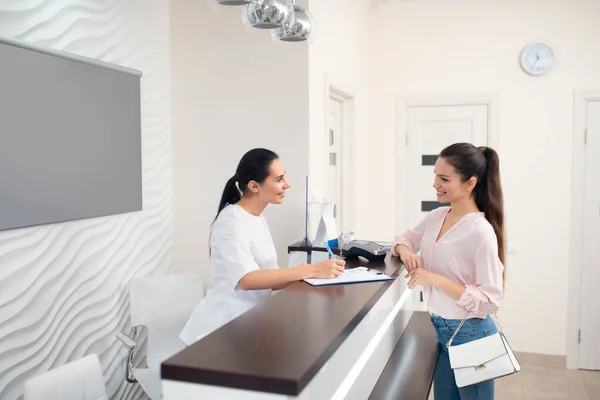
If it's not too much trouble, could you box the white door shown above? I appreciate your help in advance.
[579,100,600,370]
[326,96,344,233]
[407,105,489,227]
[406,104,489,307]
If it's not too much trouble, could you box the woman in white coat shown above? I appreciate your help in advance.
[180,148,346,345]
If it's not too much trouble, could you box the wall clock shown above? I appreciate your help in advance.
[520,42,554,76]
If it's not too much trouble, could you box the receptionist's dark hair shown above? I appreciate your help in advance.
[214,148,279,222]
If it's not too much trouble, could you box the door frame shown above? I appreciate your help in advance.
[394,94,499,234]
[566,90,600,369]
[325,78,355,233]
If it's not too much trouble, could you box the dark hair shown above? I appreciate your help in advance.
[439,143,506,279]
[214,148,279,222]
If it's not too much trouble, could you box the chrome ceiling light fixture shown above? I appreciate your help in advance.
[242,0,294,29]
[271,2,314,42]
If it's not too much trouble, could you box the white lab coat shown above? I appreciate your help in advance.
[179,204,278,345]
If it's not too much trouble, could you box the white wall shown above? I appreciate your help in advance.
[0,1,172,399]
[308,0,372,238]
[171,0,309,282]
[367,0,600,355]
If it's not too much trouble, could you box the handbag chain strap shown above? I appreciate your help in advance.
[445,298,503,348]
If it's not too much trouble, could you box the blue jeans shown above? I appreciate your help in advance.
[430,315,498,400]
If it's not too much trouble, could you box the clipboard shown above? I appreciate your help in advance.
[303,267,395,287]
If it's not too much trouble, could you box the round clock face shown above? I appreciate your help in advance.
[520,43,554,76]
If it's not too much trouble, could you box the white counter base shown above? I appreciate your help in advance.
[163,271,415,400]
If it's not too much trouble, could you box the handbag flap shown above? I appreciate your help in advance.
[448,333,507,369]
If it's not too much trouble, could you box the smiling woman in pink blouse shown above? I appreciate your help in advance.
[392,142,505,400]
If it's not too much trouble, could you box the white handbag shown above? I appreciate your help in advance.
[446,303,521,388]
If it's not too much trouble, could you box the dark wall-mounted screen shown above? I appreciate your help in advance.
[0,38,142,231]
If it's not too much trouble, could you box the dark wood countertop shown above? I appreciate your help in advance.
[161,253,404,395]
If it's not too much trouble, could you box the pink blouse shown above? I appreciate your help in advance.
[392,206,504,320]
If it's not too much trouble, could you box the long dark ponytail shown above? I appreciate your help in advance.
[216,175,242,219]
[214,148,279,222]
[475,147,505,268]
[440,143,506,277]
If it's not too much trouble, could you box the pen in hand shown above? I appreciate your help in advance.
[323,241,337,259]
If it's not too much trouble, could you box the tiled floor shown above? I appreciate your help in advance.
[429,352,600,399]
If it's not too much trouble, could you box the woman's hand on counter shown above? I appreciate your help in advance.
[400,251,422,273]
[305,258,346,279]
[405,269,466,301]
[240,258,345,290]
[405,268,439,289]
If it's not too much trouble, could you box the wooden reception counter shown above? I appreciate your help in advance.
[161,248,439,399]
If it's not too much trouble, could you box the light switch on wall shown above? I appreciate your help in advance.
[507,242,518,255]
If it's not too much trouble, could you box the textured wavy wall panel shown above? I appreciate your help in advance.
[0,1,171,399]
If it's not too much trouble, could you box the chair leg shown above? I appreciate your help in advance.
[116,326,139,384]
[125,343,137,383]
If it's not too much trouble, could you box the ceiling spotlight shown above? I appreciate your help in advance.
[242,0,294,29]
[272,4,314,42]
